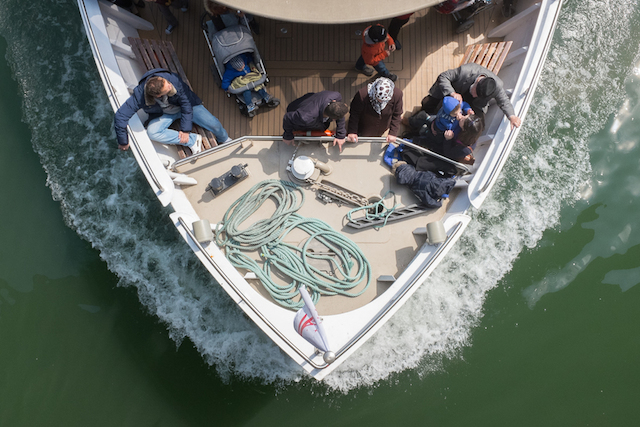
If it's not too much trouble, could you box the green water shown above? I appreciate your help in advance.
[1,0,640,425]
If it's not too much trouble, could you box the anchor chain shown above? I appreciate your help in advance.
[310,179,370,207]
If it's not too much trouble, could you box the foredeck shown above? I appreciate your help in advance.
[135,2,509,139]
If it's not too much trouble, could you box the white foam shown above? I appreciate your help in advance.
[1,0,638,391]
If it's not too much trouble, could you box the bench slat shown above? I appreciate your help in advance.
[492,41,513,75]
[460,41,512,75]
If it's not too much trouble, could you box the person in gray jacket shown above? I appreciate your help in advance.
[419,63,521,129]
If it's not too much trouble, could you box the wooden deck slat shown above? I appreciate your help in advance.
[460,40,512,75]
[143,39,161,68]
[493,41,513,75]
[486,42,506,71]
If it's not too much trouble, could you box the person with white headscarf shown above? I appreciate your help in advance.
[345,77,403,152]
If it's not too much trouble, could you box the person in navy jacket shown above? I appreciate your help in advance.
[114,68,229,154]
[282,91,348,150]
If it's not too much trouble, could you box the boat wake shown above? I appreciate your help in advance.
[0,0,635,391]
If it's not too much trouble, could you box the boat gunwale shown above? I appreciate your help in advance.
[77,0,175,205]
[467,0,564,208]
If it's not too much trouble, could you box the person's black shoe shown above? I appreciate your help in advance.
[419,121,432,136]
[265,96,280,108]
[165,24,177,35]
[134,0,145,7]
[394,40,402,50]
[359,65,375,76]
[386,73,398,82]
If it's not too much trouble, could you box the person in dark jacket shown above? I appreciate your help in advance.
[419,63,521,129]
[282,91,348,149]
[417,114,484,165]
[114,68,229,153]
[392,162,456,208]
[346,77,403,150]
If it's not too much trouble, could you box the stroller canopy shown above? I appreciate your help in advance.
[210,25,260,66]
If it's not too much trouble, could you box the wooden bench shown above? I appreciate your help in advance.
[128,37,218,159]
[459,41,512,74]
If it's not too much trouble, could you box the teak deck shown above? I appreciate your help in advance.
[133,2,509,141]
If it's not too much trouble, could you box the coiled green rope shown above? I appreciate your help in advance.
[346,191,399,229]
[214,179,371,309]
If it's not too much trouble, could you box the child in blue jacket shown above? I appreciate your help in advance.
[432,96,473,140]
[222,53,279,117]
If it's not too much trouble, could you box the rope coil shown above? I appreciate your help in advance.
[346,191,399,229]
[215,180,371,309]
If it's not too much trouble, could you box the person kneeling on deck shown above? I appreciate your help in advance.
[222,54,280,118]
[114,68,230,154]
[282,91,348,149]
[413,63,521,131]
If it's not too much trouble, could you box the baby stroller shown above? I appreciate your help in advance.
[201,14,271,117]
[434,0,497,33]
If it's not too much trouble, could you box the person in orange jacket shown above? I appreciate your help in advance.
[354,24,397,82]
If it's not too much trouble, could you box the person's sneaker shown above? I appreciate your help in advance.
[222,137,233,144]
[190,134,202,155]
[394,40,402,50]
[391,160,407,175]
[165,24,177,35]
[247,103,258,117]
[360,65,375,76]
[264,95,280,108]
[386,73,398,82]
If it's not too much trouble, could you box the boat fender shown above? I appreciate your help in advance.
[167,170,197,186]
[192,219,213,243]
[426,220,447,245]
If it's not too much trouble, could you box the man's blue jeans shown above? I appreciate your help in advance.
[147,105,229,146]
[355,56,391,76]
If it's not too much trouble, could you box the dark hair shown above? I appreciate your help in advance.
[458,114,484,146]
[368,24,387,43]
[324,101,349,120]
[145,76,167,97]
[476,77,496,98]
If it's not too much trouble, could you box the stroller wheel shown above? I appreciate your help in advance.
[456,19,475,34]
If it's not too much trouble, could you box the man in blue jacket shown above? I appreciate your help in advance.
[114,68,230,153]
